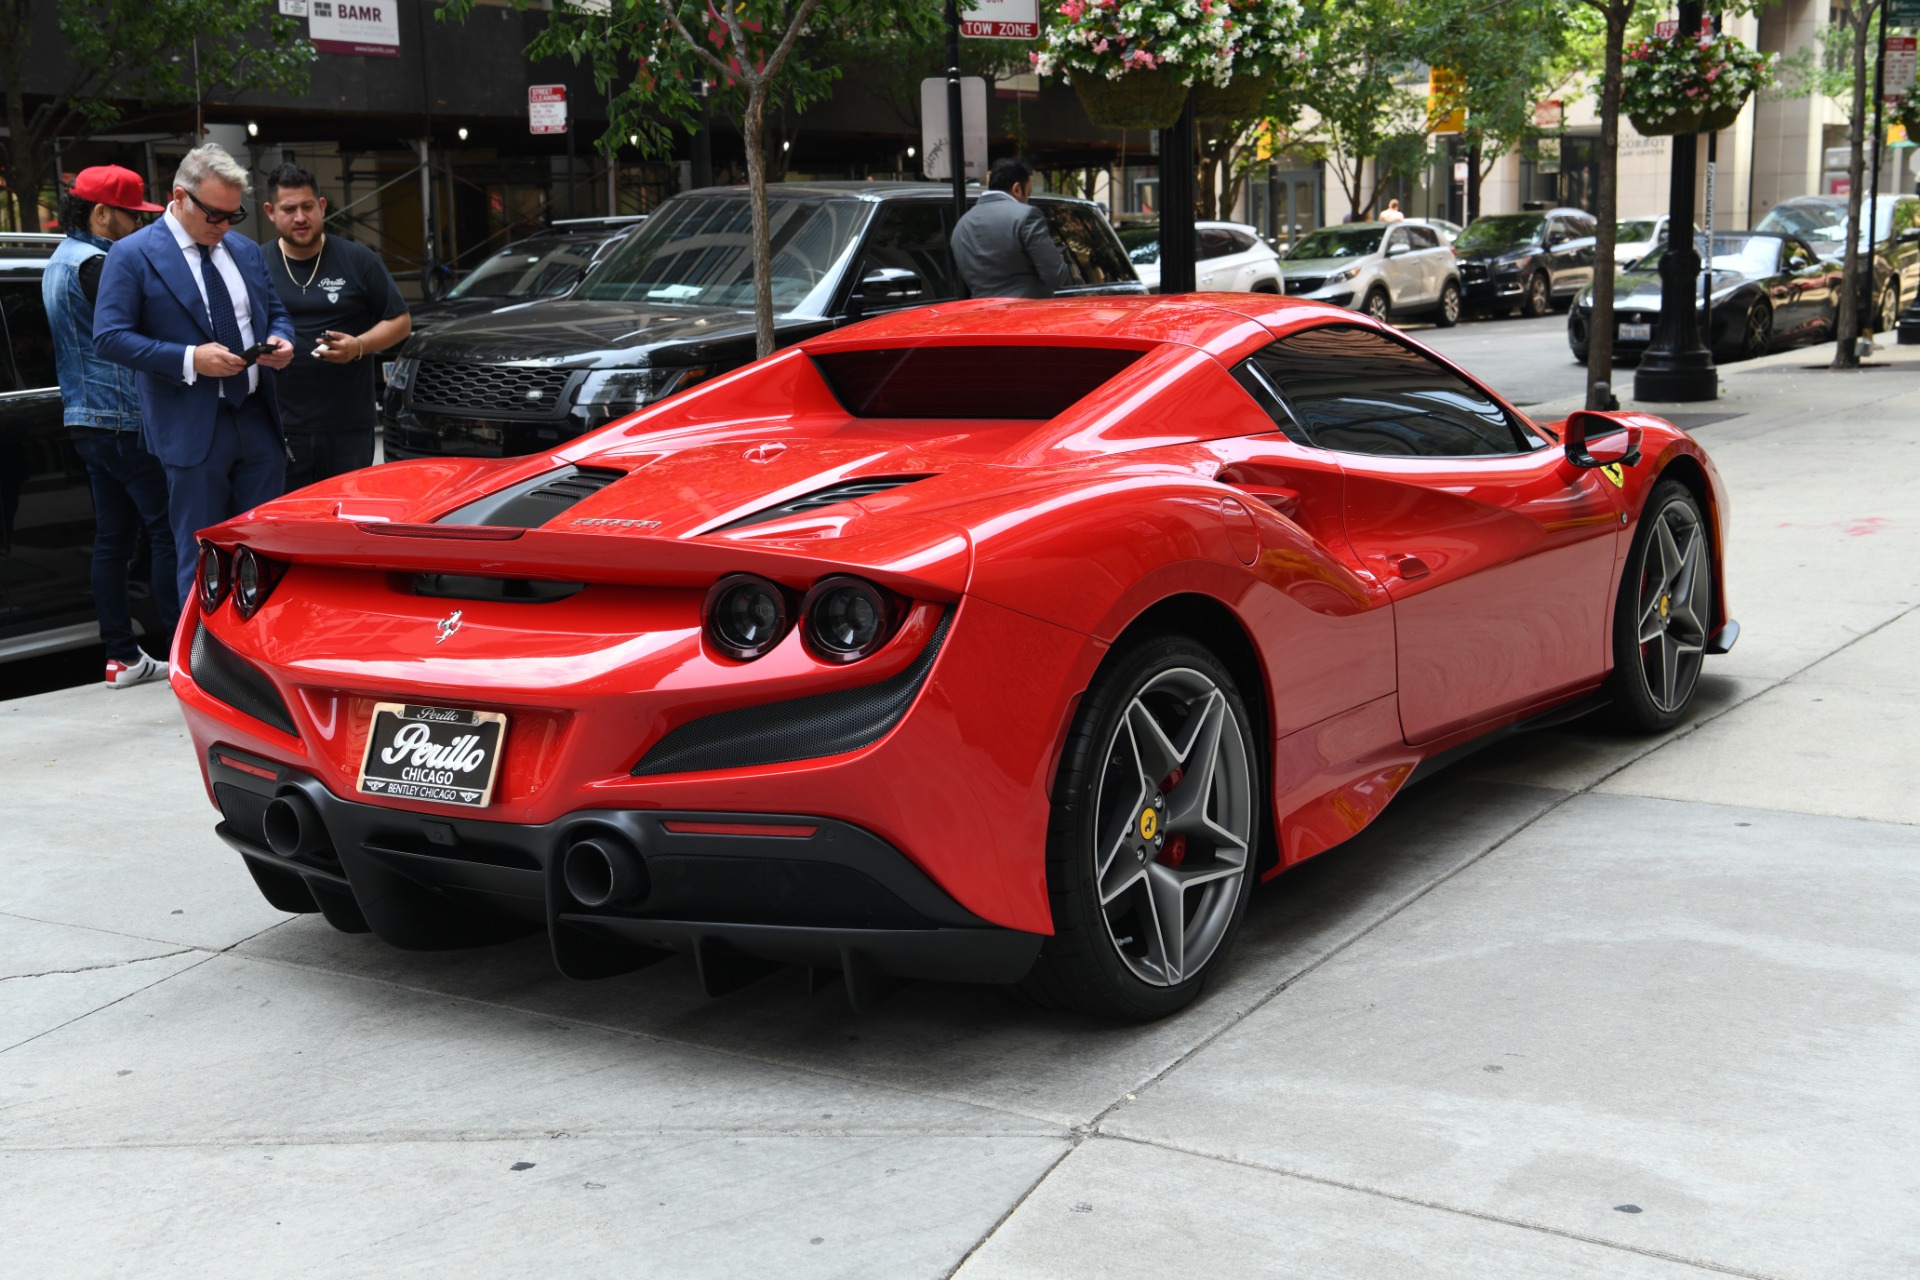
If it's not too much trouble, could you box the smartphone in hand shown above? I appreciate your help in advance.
[238,339,275,365]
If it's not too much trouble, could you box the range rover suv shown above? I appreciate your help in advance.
[382,183,1144,459]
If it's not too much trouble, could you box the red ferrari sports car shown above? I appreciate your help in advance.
[175,296,1734,1020]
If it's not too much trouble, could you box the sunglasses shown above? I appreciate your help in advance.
[185,189,248,227]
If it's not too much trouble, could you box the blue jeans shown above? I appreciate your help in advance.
[163,398,285,608]
[69,428,180,662]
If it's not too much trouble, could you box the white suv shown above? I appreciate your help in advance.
[1280,221,1463,327]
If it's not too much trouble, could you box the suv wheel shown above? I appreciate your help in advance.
[1434,280,1462,328]
[1521,272,1551,318]
[1363,287,1392,324]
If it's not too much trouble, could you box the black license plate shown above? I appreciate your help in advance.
[358,703,507,808]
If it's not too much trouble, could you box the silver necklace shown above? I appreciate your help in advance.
[281,236,324,293]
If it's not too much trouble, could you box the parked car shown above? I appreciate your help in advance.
[1614,214,1685,269]
[1754,194,1919,332]
[1120,220,1283,292]
[0,233,165,665]
[1454,208,1598,317]
[1277,221,1462,327]
[407,216,647,342]
[1402,216,1462,243]
[1568,231,1837,364]
[382,183,1144,460]
[180,296,1735,1018]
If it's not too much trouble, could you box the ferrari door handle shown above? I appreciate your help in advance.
[1394,555,1432,580]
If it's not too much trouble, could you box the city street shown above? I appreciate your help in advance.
[3,334,1916,1278]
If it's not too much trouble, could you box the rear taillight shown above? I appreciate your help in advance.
[197,542,228,613]
[800,576,896,664]
[232,546,285,619]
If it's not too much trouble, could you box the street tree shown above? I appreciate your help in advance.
[1295,0,1426,217]
[0,0,314,231]
[1571,0,1643,408]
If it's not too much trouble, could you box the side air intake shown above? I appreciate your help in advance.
[707,475,932,533]
[435,465,625,528]
[633,611,951,775]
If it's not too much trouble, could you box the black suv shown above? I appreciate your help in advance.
[1454,208,1598,318]
[0,233,163,666]
[407,215,647,343]
[381,183,1144,459]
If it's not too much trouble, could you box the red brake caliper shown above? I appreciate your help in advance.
[1157,767,1187,867]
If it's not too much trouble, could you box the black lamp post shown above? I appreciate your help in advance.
[1158,92,1199,294]
[1635,0,1719,402]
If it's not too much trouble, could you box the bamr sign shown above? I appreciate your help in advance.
[308,0,400,57]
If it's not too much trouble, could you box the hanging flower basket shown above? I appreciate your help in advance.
[1617,28,1773,137]
[1069,69,1188,130]
[1192,73,1273,125]
[1890,91,1920,139]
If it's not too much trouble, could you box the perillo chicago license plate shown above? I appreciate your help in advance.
[357,703,507,808]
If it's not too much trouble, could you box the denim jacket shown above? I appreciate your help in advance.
[43,232,142,431]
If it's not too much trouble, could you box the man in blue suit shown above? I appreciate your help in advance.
[95,143,295,608]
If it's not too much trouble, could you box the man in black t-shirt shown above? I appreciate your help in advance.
[262,163,411,489]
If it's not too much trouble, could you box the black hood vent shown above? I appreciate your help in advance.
[709,475,931,533]
[436,465,625,528]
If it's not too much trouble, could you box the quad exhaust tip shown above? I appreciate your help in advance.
[562,833,650,908]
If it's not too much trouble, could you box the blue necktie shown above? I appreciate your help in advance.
[196,243,248,404]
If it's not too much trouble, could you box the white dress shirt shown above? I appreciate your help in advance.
[164,209,259,395]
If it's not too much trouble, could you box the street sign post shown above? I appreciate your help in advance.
[1893,0,1920,27]
[959,0,1039,38]
[529,85,568,135]
[1886,36,1918,101]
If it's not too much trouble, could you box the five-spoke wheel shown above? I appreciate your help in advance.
[1025,637,1260,1020]
[1610,481,1712,730]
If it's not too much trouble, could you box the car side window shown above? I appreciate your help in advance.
[1197,228,1236,260]
[1225,229,1259,254]
[1546,219,1571,246]
[1039,203,1131,286]
[1404,225,1439,250]
[1248,324,1533,458]
[850,202,958,307]
[0,279,56,390]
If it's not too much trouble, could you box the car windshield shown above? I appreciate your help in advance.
[1755,200,1892,248]
[1635,233,1782,276]
[1119,227,1160,265]
[446,237,605,300]
[1288,227,1383,259]
[576,194,870,314]
[1455,215,1545,251]
[1617,219,1659,242]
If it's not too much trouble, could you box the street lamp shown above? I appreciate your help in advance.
[1634,0,1718,402]
[246,121,259,138]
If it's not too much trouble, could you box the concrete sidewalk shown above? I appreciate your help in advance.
[4,344,1917,1278]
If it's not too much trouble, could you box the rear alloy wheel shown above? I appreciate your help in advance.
[1521,272,1551,318]
[1022,636,1260,1020]
[1434,280,1462,327]
[1738,301,1772,360]
[1878,284,1900,333]
[1364,287,1392,325]
[1610,481,1712,732]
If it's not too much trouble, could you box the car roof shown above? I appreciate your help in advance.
[679,181,1108,211]
[0,232,61,267]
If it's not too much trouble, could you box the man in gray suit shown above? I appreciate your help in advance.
[950,158,1070,300]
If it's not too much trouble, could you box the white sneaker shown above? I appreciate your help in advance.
[105,652,168,690]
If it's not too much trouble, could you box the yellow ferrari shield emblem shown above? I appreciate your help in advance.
[1139,808,1159,841]
[1600,463,1625,489]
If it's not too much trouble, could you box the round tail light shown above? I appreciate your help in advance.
[197,542,228,612]
[704,574,790,660]
[233,546,277,618]
[801,576,894,663]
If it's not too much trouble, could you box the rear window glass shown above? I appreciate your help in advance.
[813,346,1143,419]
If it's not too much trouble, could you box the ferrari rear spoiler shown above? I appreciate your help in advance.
[205,515,972,600]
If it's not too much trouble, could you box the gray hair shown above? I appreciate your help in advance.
[173,144,251,196]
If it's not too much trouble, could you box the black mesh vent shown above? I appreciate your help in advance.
[709,475,931,533]
[190,621,299,738]
[412,361,574,416]
[436,466,624,528]
[812,347,1142,418]
[1283,276,1325,295]
[633,610,951,776]
[213,782,271,848]
[629,855,933,928]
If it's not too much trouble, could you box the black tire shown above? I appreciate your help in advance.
[1877,283,1900,333]
[1521,272,1551,318]
[1738,301,1772,360]
[1363,287,1392,325]
[1608,480,1713,732]
[1434,279,1462,327]
[1020,635,1262,1021]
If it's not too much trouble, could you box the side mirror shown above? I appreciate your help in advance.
[857,266,925,303]
[1564,410,1643,470]
[1386,241,1408,257]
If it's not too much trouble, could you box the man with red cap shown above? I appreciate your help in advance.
[43,164,179,689]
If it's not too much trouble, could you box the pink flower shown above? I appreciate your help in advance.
[1062,0,1084,18]
[1094,37,1109,52]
